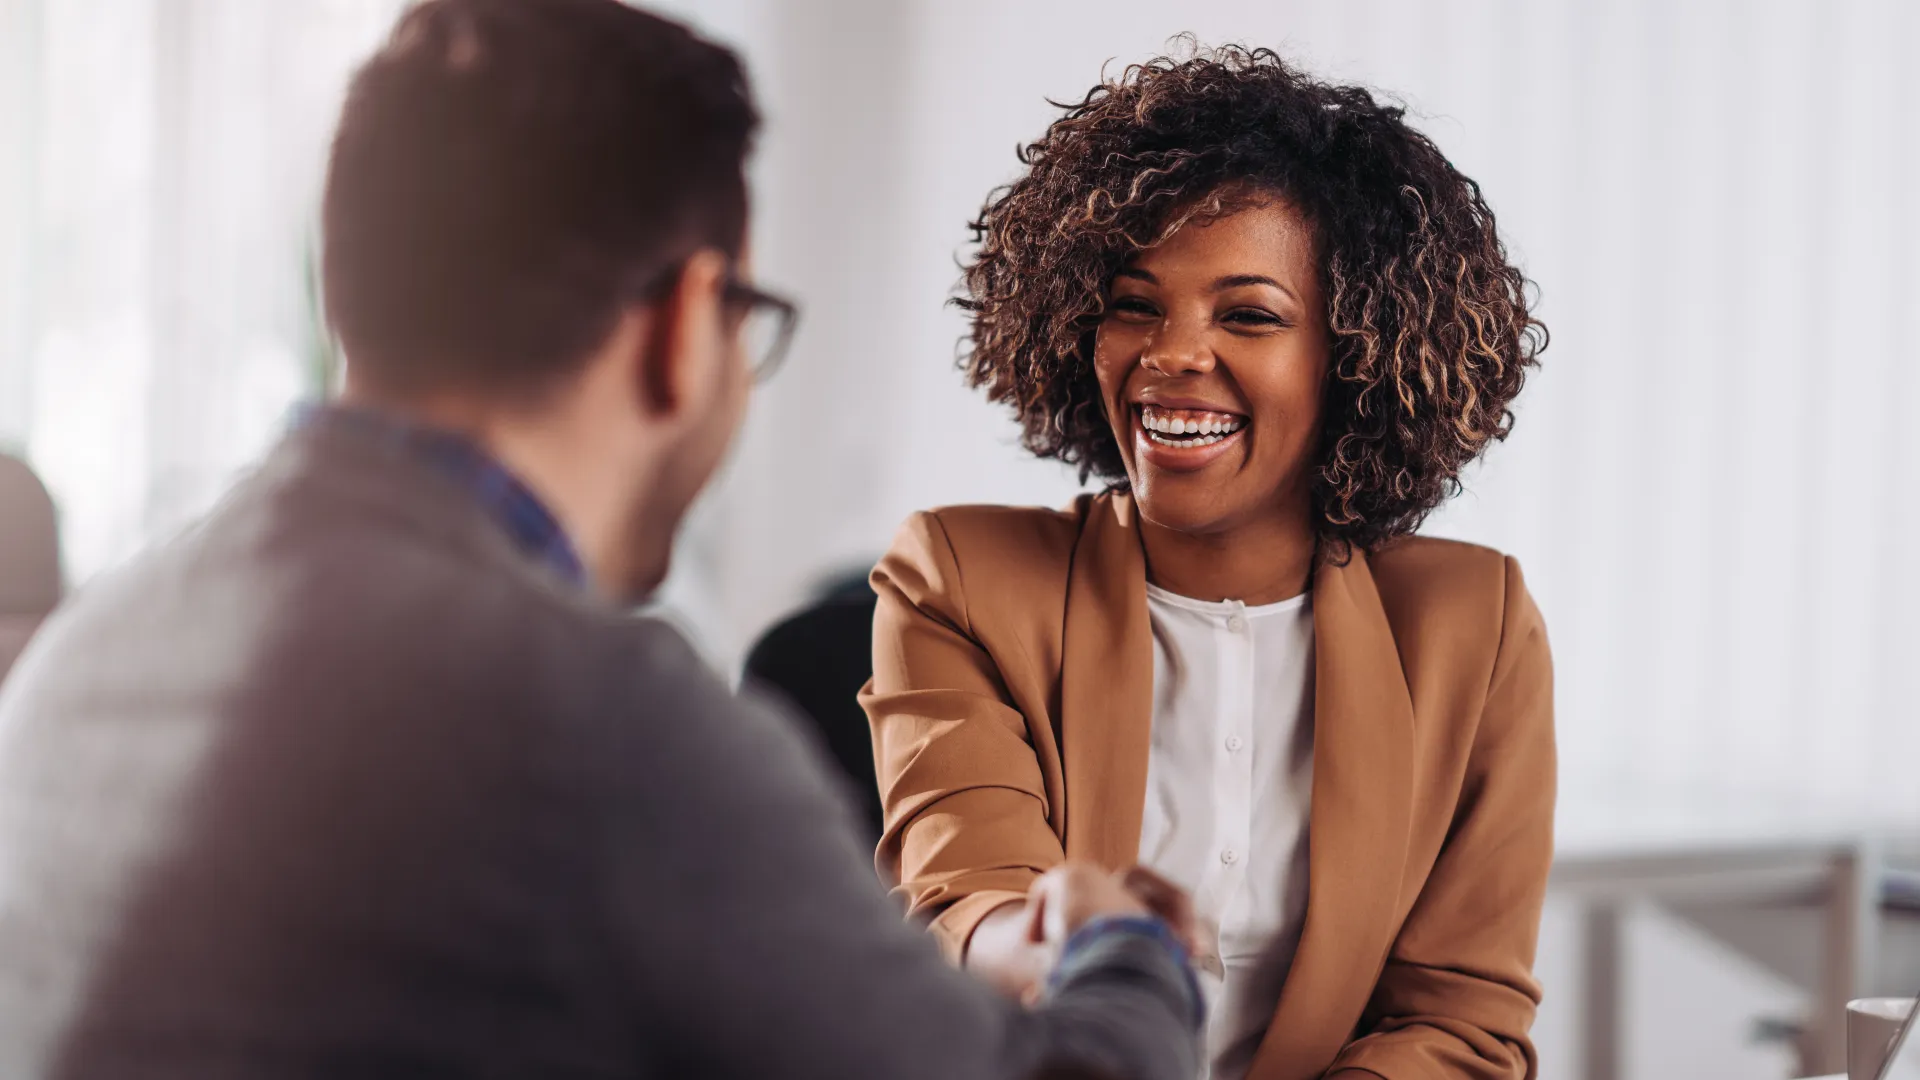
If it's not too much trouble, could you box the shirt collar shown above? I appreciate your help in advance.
[294,402,587,588]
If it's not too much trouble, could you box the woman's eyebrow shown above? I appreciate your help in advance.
[1114,267,1157,284]
[1213,273,1300,304]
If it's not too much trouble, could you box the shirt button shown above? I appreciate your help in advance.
[1225,734,1244,753]
[1220,848,1239,865]
[1226,615,1248,633]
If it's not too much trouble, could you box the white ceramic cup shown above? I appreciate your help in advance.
[1850,998,1917,1080]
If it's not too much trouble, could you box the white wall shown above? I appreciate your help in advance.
[669,0,1920,833]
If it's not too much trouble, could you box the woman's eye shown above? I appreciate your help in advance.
[1222,308,1286,331]
[1108,297,1159,319]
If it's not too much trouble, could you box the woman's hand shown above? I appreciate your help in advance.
[964,862,1197,1003]
[964,863,1145,1001]
[1022,863,1151,949]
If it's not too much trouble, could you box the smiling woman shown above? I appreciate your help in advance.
[863,43,1553,1080]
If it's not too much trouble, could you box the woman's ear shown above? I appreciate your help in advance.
[636,248,731,419]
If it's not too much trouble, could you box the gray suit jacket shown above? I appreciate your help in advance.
[0,420,1200,1079]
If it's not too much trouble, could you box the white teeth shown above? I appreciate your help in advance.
[1141,408,1246,445]
[1145,430,1227,447]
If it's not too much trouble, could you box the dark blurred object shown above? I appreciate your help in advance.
[743,568,882,845]
[0,452,61,685]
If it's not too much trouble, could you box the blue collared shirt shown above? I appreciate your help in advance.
[295,403,587,588]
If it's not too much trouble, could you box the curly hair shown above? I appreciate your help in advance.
[958,42,1546,552]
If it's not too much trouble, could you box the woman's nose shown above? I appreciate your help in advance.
[1141,319,1216,376]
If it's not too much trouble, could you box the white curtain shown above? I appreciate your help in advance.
[0,0,403,578]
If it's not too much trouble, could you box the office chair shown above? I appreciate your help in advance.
[741,574,884,847]
[0,452,61,685]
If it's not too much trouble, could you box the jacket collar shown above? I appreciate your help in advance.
[1250,543,1417,1079]
[1058,491,1155,866]
[293,403,587,588]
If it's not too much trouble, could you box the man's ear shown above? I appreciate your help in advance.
[637,248,731,419]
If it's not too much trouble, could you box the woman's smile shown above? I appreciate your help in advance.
[1133,403,1248,472]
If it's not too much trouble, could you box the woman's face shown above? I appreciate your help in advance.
[1093,198,1331,538]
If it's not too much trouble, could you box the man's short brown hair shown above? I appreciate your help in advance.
[322,0,758,393]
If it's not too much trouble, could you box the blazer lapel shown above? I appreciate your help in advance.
[1057,491,1155,869]
[1247,547,1418,1080]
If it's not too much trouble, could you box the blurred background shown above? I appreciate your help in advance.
[1,1,1917,1078]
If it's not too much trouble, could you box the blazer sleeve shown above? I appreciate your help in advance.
[1327,556,1556,1080]
[862,511,1067,962]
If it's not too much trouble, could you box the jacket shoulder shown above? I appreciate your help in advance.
[875,498,1093,637]
[1367,533,1511,586]
[923,501,1082,566]
[1363,534,1531,642]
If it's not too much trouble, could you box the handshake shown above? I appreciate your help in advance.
[978,862,1203,1004]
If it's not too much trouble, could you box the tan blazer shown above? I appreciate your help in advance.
[863,491,1554,1080]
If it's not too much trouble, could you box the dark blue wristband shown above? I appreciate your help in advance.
[1048,913,1206,1029]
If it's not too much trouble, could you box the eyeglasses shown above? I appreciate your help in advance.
[722,275,799,383]
[636,261,801,384]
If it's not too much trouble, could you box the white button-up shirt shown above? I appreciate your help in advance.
[1139,584,1315,1080]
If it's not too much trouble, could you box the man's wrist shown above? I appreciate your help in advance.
[1046,913,1205,1028]
[1061,913,1182,960]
